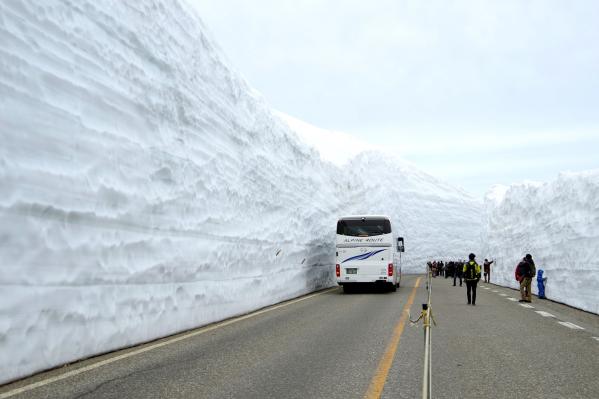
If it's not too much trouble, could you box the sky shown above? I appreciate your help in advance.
[190,0,599,197]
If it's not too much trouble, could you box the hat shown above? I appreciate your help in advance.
[469,253,475,260]
[525,254,532,260]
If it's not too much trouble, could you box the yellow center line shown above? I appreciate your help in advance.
[364,277,422,399]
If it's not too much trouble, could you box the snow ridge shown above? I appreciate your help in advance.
[482,171,599,314]
[0,0,480,383]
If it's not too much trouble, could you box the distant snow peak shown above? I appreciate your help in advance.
[275,111,382,166]
[485,184,509,204]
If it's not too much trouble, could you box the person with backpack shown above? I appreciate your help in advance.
[463,253,481,305]
[516,254,536,302]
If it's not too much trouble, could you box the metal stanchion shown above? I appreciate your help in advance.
[412,270,436,399]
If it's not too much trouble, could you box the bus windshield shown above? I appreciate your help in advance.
[337,219,391,237]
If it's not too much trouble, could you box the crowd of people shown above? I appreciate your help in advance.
[426,255,542,305]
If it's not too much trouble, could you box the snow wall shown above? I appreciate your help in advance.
[0,0,481,383]
[481,171,599,314]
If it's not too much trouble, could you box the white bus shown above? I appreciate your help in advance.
[335,215,404,293]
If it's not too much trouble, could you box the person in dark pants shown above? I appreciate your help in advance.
[483,258,494,283]
[463,253,481,305]
[517,254,536,303]
[453,261,463,287]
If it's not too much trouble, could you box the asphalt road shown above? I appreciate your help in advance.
[1,275,598,399]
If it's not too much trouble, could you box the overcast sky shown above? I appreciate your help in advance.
[190,0,599,197]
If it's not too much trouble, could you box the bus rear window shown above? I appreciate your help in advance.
[337,219,391,236]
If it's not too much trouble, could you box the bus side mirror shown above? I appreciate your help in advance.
[397,237,405,252]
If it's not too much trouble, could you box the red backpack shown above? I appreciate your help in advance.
[515,261,527,281]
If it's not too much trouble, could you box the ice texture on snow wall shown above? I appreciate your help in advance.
[0,0,481,383]
[482,172,599,314]
[0,0,344,383]
[343,152,482,268]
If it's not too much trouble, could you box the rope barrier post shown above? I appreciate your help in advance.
[422,321,429,399]
[423,270,433,399]
[428,308,432,398]
[412,269,436,399]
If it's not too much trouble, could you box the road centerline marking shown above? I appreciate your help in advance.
[364,277,421,399]
[535,311,556,318]
[558,321,584,330]
[507,298,518,301]
[0,287,338,399]
[519,304,535,308]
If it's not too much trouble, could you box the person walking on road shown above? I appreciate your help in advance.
[463,253,481,305]
[483,258,494,283]
[453,261,463,287]
[516,254,536,302]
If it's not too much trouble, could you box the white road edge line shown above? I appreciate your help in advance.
[492,290,499,293]
[0,287,338,399]
[519,304,535,309]
[558,321,585,330]
[499,293,507,296]
[535,311,556,318]
[507,298,518,301]
[592,337,599,341]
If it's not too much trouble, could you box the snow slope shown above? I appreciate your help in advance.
[0,0,481,383]
[481,171,599,314]
[278,114,483,268]
[345,152,482,269]
[276,112,382,166]
[0,0,342,383]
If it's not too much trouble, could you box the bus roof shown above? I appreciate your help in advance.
[338,215,391,221]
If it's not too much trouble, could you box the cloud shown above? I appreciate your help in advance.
[380,129,599,158]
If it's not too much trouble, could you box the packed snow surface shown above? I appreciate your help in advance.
[481,171,599,314]
[0,0,482,383]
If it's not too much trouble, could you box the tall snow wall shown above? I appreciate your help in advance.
[0,0,480,383]
[344,152,482,269]
[481,171,599,314]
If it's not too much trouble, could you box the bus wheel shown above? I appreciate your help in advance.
[343,285,353,294]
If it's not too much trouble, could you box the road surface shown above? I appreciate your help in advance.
[2,275,598,398]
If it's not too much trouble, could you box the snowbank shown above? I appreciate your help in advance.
[278,115,483,269]
[0,0,481,383]
[342,152,482,269]
[0,0,342,383]
[481,171,599,314]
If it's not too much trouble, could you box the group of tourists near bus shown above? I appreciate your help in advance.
[427,254,542,305]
